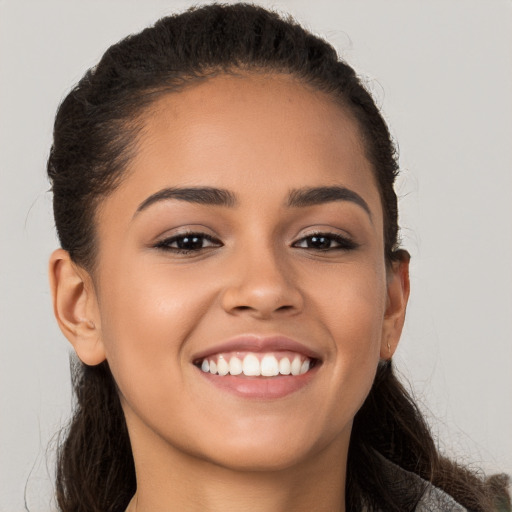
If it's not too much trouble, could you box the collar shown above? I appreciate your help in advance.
[366,453,468,512]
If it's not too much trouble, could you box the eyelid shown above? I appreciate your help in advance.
[153,230,223,253]
[292,230,359,250]
[150,224,218,244]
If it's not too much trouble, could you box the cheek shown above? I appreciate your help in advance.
[311,257,387,345]
[95,259,209,399]
[309,260,387,400]
[98,255,206,343]
[94,267,209,448]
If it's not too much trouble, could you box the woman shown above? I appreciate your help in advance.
[47,4,510,511]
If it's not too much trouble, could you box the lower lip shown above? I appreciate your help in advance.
[196,366,319,399]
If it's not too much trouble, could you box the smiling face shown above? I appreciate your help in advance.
[66,73,407,474]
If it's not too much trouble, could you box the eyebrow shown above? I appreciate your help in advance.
[134,185,371,219]
[287,186,372,218]
[135,186,237,215]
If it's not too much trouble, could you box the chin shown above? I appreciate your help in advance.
[199,442,320,473]
[187,418,351,474]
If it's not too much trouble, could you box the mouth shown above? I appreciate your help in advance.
[194,351,319,377]
[191,336,322,398]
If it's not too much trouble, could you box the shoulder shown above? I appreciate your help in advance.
[376,453,468,512]
[415,483,468,512]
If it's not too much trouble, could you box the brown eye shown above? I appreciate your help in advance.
[305,235,332,249]
[293,233,357,251]
[175,235,206,250]
[155,233,222,253]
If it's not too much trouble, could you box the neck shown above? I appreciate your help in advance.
[125,419,349,512]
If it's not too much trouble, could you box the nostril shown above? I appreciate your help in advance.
[233,304,295,313]
[221,284,303,318]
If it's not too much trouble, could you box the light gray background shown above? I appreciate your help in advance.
[1,1,511,510]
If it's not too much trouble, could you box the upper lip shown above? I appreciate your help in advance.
[191,335,322,363]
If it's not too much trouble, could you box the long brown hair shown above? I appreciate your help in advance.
[48,4,510,511]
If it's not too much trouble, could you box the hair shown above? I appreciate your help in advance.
[48,4,510,512]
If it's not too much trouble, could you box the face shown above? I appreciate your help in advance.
[86,74,404,472]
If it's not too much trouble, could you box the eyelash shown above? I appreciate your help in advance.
[154,231,358,255]
[154,232,222,254]
[293,232,358,251]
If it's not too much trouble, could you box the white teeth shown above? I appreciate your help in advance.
[279,357,291,375]
[199,353,314,377]
[229,356,243,375]
[242,354,260,376]
[299,359,310,375]
[217,356,230,376]
[261,355,279,376]
[291,356,302,376]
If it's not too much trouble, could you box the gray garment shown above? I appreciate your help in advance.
[369,454,468,512]
[415,483,467,512]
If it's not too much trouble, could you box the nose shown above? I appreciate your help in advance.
[220,245,303,319]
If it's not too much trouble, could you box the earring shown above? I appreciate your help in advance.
[387,341,391,355]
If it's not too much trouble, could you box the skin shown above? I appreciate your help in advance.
[50,73,409,512]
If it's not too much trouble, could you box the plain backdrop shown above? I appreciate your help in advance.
[1,0,511,510]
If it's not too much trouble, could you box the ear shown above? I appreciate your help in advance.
[49,249,106,366]
[380,250,410,360]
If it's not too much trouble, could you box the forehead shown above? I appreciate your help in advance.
[110,73,382,218]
